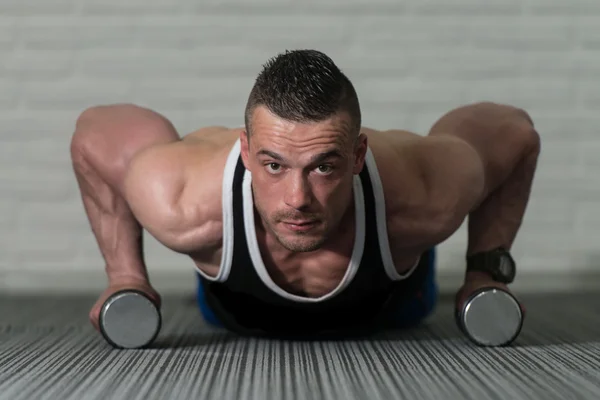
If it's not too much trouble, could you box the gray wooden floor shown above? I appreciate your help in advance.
[1,292,600,400]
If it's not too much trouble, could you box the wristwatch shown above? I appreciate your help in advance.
[466,247,516,284]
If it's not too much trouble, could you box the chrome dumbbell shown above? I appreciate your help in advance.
[455,287,524,347]
[99,290,162,349]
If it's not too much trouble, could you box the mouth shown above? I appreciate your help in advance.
[282,220,319,232]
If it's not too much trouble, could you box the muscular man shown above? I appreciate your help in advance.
[70,49,540,338]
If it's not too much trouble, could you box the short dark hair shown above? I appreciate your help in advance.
[244,49,361,139]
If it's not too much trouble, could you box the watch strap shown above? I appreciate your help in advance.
[466,248,514,283]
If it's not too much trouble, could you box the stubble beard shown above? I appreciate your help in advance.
[255,204,328,252]
[275,228,327,252]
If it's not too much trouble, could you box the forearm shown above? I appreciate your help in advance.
[81,189,149,284]
[466,143,539,257]
[427,102,540,258]
[467,185,526,256]
[74,155,149,285]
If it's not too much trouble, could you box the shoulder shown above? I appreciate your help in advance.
[362,127,429,214]
[361,127,423,207]
[126,126,240,200]
[364,129,485,244]
[124,126,241,252]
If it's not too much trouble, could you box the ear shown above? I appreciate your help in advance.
[240,129,250,169]
[352,133,368,174]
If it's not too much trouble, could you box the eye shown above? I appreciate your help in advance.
[266,163,283,174]
[315,164,334,175]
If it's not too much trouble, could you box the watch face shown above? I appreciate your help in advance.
[498,254,515,280]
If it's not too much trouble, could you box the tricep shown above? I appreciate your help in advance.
[123,142,226,255]
[419,137,486,220]
[123,144,193,250]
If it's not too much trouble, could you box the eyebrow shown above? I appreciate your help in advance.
[256,149,344,164]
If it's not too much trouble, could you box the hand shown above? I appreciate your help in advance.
[89,276,162,332]
[455,271,526,317]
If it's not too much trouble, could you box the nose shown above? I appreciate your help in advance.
[284,172,313,211]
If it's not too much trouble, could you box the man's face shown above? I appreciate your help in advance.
[241,106,367,253]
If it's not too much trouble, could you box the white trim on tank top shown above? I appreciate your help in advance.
[194,139,419,292]
[242,168,366,303]
[363,147,421,280]
[193,139,239,282]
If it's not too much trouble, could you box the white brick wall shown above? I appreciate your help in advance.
[2,0,599,294]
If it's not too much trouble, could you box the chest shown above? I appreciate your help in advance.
[264,253,351,298]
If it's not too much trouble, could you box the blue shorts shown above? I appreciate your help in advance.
[196,248,438,330]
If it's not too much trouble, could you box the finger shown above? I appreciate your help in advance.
[89,311,100,332]
[455,284,474,311]
[151,292,162,308]
[519,301,527,317]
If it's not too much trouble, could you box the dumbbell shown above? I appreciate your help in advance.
[99,290,162,349]
[455,287,524,347]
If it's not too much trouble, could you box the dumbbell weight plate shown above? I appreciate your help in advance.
[456,287,524,347]
[99,290,162,349]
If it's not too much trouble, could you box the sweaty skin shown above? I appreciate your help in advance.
[71,101,538,329]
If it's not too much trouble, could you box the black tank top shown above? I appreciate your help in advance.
[198,140,429,339]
